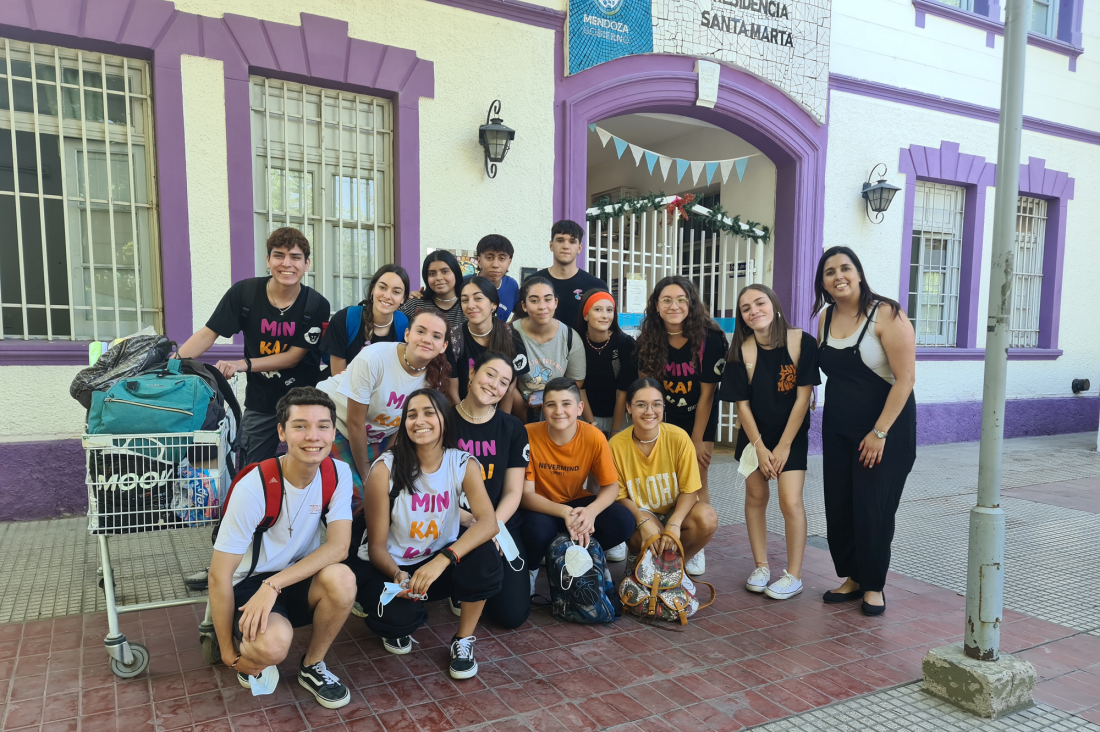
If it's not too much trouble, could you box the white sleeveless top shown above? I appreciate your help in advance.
[371,449,473,566]
[827,306,896,384]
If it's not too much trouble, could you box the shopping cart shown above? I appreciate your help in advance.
[83,428,231,677]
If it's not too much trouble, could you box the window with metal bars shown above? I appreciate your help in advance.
[249,77,393,312]
[908,182,965,347]
[0,39,160,341]
[1008,196,1047,348]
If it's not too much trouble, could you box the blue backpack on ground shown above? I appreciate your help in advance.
[545,533,620,624]
[88,359,216,437]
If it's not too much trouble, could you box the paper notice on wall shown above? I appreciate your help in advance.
[695,59,720,107]
[626,274,647,313]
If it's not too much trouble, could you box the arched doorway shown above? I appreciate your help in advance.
[555,54,828,327]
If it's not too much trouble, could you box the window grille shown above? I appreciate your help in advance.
[908,182,965,347]
[249,77,393,311]
[0,38,159,341]
[1008,196,1047,348]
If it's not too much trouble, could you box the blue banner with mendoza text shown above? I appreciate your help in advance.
[567,0,654,75]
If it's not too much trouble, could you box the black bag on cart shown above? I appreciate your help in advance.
[70,335,174,410]
[88,449,178,534]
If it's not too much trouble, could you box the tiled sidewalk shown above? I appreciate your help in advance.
[3,526,1095,732]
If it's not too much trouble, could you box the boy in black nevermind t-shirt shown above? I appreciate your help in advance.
[177,228,331,464]
[519,220,606,327]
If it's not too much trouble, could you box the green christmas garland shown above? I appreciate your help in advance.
[587,191,771,245]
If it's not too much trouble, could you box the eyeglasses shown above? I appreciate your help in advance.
[631,402,664,413]
[658,297,690,308]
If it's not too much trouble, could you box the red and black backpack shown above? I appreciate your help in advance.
[212,457,339,581]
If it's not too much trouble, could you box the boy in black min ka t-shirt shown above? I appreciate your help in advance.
[177,228,330,464]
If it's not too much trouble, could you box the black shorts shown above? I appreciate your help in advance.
[231,572,314,641]
[665,398,720,442]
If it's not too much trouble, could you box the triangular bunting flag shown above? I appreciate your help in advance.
[690,160,706,185]
[644,151,658,174]
[613,137,628,158]
[658,156,673,181]
[588,123,596,132]
[596,127,612,147]
[720,159,735,184]
[630,144,645,167]
[676,158,690,184]
[735,156,748,182]
[706,161,719,185]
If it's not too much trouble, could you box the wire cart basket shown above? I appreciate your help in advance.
[83,428,229,677]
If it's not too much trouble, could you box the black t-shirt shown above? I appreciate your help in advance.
[206,277,331,414]
[451,406,530,528]
[661,329,728,416]
[523,268,607,327]
[448,323,531,400]
[581,330,638,418]
[319,306,406,364]
[720,331,821,441]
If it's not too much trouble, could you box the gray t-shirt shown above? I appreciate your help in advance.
[514,319,586,400]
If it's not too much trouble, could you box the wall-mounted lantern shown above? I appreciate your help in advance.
[861,164,901,224]
[478,100,515,179]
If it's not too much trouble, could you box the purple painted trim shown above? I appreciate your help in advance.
[898,141,996,350]
[555,55,828,329]
[0,341,91,366]
[916,347,1064,360]
[424,0,564,31]
[0,3,436,351]
[829,75,1100,146]
[912,0,1085,67]
[0,439,87,521]
[986,31,996,48]
[915,396,1098,445]
[1018,157,1075,352]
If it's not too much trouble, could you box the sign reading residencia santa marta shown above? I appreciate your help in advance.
[566,0,832,124]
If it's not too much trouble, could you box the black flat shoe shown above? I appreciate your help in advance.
[823,589,863,603]
[861,592,886,616]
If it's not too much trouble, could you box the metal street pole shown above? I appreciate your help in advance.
[964,0,1028,662]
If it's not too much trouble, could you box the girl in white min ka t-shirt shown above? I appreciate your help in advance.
[344,388,501,681]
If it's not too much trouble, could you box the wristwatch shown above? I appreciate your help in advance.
[873,428,888,439]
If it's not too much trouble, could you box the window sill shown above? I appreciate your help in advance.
[0,340,243,366]
[912,0,1084,68]
[916,347,1063,361]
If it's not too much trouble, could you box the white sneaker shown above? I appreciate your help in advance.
[764,570,803,600]
[350,602,368,619]
[745,565,770,593]
[685,548,706,576]
[606,543,628,562]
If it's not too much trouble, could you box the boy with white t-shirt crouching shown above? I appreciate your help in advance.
[208,387,356,709]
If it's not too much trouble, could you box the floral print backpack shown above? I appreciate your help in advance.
[619,533,715,625]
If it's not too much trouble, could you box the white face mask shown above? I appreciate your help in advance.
[248,665,280,696]
[738,441,759,478]
[497,521,525,572]
[564,543,594,579]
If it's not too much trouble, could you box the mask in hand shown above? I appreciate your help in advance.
[377,582,405,617]
[497,521,525,572]
[738,440,759,478]
[248,664,280,696]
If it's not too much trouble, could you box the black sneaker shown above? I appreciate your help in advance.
[383,636,414,655]
[448,635,478,679]
[448,598,462,617]
[297,660,350,709]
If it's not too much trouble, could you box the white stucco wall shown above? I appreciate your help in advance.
[824,91,1100,406]
[171,0,558,282]
[181,55,233,336]
[0,366,86,440]
[831,0,1100,132]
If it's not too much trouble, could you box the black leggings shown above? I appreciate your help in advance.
[345,539,502,639]
[821,429,915,593]
[477,522,531,630]
[520,496,635,568]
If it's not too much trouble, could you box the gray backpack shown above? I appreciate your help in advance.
[70,335,174,410]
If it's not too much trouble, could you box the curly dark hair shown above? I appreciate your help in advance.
[266,227,310,259]
[636,276,726,379]
[386,388,457,498]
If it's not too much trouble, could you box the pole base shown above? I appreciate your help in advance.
[922,644,1036,719]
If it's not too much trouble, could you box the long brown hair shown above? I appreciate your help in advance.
[728,284,791,363]
[386,388,457,498]
[812,246,901,319]
[461,277,515,359]
[361,264,410,342]
[406,308,453,390]
[636,276,726,378]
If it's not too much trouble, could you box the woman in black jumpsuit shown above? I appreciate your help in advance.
[814,246,916,616]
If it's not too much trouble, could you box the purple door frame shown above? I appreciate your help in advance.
[554,54,828,327]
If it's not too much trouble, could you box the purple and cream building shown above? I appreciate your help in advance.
[0,0,1096,520]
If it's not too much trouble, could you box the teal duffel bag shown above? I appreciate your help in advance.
[88,359,215,437]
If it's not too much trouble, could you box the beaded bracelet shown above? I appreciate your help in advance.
[261,579,281,595]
